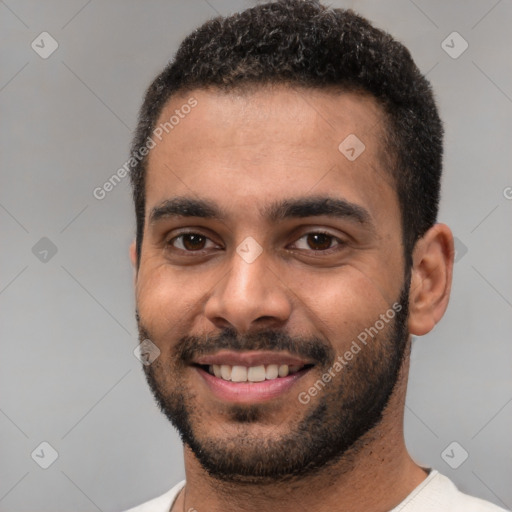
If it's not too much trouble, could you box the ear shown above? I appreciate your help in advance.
[129,240,138,285]
[407,223,454,336]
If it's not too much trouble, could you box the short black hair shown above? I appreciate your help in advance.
[129,0,443,269]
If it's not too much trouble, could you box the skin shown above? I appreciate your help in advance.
[129,85,454,512]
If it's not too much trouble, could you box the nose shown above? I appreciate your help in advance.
[204,245,292,334]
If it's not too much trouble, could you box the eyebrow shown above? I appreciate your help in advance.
[149,195,374,230]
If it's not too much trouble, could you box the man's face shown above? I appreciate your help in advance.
[133,86,410,482]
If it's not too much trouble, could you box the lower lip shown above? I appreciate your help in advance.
[195,366,312,403]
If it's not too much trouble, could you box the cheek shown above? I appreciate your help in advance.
[136,266,198,342]
[291,266,395,345]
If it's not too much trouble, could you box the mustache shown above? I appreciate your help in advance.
[138,322,334,367]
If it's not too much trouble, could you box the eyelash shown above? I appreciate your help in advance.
[166,230,346,254]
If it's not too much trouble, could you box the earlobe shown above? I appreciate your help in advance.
[407,224,454,336]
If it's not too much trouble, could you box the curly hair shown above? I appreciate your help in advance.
[129,0,443,269]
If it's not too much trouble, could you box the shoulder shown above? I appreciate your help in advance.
[439,472,509,512]
[394,470,509,512]
[123,480,186,512]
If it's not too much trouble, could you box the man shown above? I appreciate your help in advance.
[125,1,508,511]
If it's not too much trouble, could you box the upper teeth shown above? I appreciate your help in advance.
[209,364,303,382]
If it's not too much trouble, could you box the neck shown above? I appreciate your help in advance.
[174,349,427,512]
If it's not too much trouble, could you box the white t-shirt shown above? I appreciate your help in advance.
[123,469,509,512]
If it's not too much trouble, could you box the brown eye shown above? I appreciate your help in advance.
[182,234,206,250]
[291,231,344,252]
[306,233,334,250]
[169,233,211,251]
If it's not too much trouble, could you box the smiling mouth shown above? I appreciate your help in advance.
[194,363,315,383]
[191,350,316,403]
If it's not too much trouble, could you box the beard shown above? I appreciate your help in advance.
[138,282,410,484]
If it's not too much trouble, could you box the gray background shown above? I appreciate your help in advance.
[1,0,511,510]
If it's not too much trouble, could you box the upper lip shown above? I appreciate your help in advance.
[193,350,314,367]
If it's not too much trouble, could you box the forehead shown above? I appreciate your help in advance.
[144,85,397,228]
